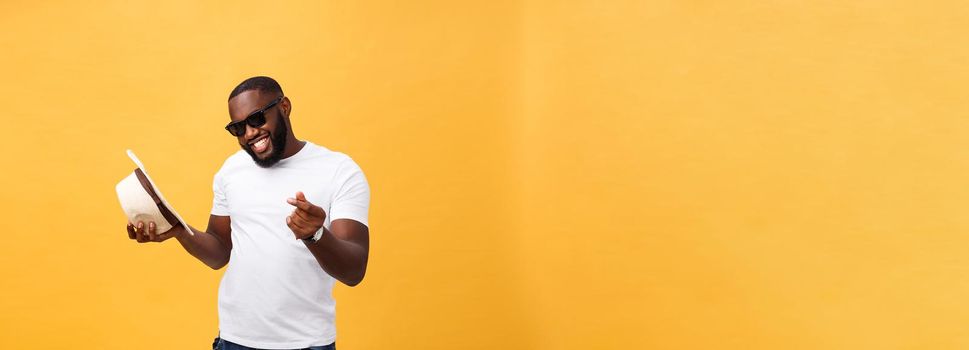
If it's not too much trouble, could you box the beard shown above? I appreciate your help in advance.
[243,109,289,168]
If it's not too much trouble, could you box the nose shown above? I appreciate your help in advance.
[243,123,261,141]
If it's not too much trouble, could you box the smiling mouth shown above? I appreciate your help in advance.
[248,135,271,154]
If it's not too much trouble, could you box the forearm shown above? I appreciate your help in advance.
[304,229,368,286]
[173,225,231,269]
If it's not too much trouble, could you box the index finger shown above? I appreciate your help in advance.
[287,196,322,216]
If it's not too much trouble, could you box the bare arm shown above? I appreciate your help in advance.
[127,215,232,270]
[285,192,370,286]
[302,219,369,286]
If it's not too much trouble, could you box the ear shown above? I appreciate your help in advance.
[281,96,292,117]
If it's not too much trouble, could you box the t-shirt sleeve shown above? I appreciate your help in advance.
[329,158,370,227]
[211,170,230,216]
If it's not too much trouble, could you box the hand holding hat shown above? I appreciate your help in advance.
[116,150,193,243]
[127,220,180,243]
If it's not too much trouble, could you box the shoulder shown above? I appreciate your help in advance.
[214,150,250,178]
[299,142,358,169]
[299,142,367,182]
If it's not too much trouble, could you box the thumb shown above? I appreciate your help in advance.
[296,191,307,202]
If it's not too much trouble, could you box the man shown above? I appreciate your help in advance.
[125,76,370,350]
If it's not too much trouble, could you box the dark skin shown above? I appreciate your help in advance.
[126,90,370,287]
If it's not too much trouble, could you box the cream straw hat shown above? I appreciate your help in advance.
[115,150,192,235]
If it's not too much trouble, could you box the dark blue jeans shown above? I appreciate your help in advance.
[212,337,335,350]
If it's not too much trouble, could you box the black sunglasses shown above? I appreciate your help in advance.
[225,96,284,136]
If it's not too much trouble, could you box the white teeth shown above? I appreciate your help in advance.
[252,137,269,151]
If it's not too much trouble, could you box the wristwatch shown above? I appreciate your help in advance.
[303,227,326,244]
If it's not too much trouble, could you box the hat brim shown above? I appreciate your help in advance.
[120,150,193,236]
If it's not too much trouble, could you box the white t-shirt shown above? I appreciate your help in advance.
[210,141,370,349]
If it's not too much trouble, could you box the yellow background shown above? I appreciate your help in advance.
[1,1,968,349]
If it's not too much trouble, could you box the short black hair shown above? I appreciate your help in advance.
[228,76,284,101]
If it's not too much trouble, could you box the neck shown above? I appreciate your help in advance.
[281,134,305,159]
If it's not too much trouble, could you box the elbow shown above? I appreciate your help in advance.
[341,270,366,287]
[343,275,364,287]
[206,257,229,270]
[341,257,368,287]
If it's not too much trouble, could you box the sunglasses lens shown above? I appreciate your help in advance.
[226,122,245,136]
[226,97,278,137]
[226,112,268,137]
[247,111,267,128]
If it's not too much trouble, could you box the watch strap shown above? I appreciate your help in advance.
[303,227,325,243]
